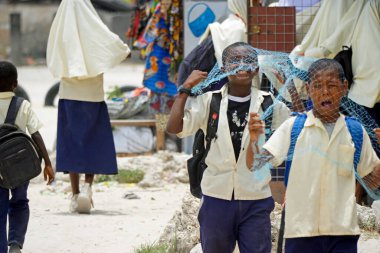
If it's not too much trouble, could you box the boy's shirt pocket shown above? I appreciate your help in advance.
[336,144,355,177]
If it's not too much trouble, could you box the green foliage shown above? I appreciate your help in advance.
[94,174,117,183]
[94,169,145,184]
[134,242,168,253]
[133,228,183,253]
[106,86,123,99]
[117,169,145,184]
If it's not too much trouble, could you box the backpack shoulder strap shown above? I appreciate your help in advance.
[261,94,273,112]
[206,93,222,141]
[284,113,307,187]
[345,116,363,171]
[5,96,24,125]
[260,74,272,92]
[204,92,222,154]
[261,94,274,140]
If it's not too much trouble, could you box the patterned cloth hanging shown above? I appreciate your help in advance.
[134,0,183,98]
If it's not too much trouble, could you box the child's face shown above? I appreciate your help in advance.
[307,69,348,121]
[223,47,259,87]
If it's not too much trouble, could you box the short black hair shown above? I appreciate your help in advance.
[222,42,258,67]
[307,58,346,83]
[0,61,18,92]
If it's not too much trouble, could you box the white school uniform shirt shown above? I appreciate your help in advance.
[59,74,105,102]
[0,92,43,135]
[263,111,380,238]
[178,84,290,200]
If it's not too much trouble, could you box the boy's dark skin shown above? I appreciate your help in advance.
[1,73,54,185]
[167,45,258,134]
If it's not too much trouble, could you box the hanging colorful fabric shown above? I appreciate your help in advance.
[140,3,178,97]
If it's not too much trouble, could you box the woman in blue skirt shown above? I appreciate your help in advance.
[46,0,130,213]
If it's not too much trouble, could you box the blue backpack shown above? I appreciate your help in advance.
[284,113,363,187]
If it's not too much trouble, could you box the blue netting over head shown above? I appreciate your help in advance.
[189,45,379,154]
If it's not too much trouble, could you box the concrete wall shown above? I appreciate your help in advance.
[0,3,132,64]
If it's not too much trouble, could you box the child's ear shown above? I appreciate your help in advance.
[12,80,18,91]
[342,79,349,95]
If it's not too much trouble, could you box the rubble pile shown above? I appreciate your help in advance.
[117,151,190,187]
[160,196,380,253]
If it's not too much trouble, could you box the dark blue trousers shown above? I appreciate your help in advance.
[0,182,30,252]
[198,195,274,253]
[285,235,360,253]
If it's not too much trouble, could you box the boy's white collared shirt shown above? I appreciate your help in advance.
[0,92,42,134]
[263,110,380,238]
[178,85,290,200]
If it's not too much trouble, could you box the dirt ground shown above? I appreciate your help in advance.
[22,180,188,253]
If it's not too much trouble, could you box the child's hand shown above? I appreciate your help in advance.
[248,112,265,143]
[374,128,380,145]
[182,70,208,89]
[43,165,55,185]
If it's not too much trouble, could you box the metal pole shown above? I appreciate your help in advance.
[10,12,22,65]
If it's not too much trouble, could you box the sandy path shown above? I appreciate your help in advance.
[22,181,187,253]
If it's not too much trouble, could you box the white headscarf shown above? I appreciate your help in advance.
[228,0,247,24]
[46,0,130,79]
[294,0,355,55]
[320,0,368,56]
[200,0,247,67]
[349,0,380,107]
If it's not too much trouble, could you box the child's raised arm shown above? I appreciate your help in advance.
[246,112,265,168]
[31,131,55,185]
[166,70,207,134]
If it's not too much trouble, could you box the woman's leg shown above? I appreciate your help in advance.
[77,174,94,214]
[84,174,94,185]
[69,173,80,194]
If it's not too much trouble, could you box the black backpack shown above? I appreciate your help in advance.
[187,93,274,198]
[0,96,42,189]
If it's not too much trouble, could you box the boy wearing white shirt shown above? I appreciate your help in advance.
[167,42,290,253]
[247,59,380,253]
